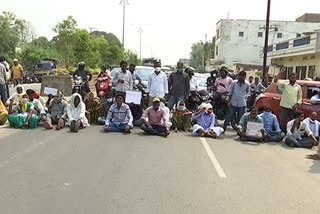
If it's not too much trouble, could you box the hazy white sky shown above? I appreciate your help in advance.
[1,0,320,64]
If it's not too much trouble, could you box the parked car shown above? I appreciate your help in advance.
[32,58,57,82]
[193,74,210,91]
[254,80,320,120]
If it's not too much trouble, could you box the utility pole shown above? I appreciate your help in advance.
[120,0,129,48]
[88,27,97,33]
[138,25,143,60]
[262,0,271,85]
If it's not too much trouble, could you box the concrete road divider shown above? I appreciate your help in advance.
[40,75,72,96]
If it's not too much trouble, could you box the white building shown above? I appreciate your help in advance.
[267,31,320,80]
[215,15,320,67]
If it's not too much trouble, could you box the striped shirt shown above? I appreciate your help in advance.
[105,103,133,126]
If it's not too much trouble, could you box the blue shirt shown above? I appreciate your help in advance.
[229,80,250,107]
[131,72,142,82]
[259,112,281,133]
[192,111,216,130]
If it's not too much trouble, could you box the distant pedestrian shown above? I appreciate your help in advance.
[223,71,250,131]
[168,61,190,110]
[113,60,132,97]
[274,72,302,132]
[11,59,23,86]
[147,60,168,106]
[129,64,141,84]
[212,67,233,100]
[0,56,8,103]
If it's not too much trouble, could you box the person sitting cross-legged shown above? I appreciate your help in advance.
[104,94,133,133]
[285,111,318,149]
[47,92,68,130]
[259,106,285,142]
[237,106,265,142]
[141,97,170,137]
[192,103,223,138]
[303,112,320,142]
[172,100,192,132]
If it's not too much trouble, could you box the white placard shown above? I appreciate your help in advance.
[246,122,264,138]
[125,91,142,105]
[44,87,58,95]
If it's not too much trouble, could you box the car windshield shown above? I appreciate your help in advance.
[194,76,207,87]
[135,68,154,81]
[36,63,53,70]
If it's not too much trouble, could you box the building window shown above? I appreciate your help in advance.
[296,66,307,80]
[216,29,220,39]
[289,58,293,62]
[308,66,316,79]
[311,55,316,59]
[276,42,289,50]
[293,36,311,47]
[216,46,219,56]
[258,32,263,37]
[277,33,283,38]
[296,33,301,38]
[239,32,244,37]
[303,56,308,61]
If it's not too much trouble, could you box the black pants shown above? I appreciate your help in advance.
[280,107,294,133]
[0,84,8,104]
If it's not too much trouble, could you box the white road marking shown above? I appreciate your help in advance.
[200,137,227,178]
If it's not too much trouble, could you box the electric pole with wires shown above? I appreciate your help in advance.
[120,0,129,48]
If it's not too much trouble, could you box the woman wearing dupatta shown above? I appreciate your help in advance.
[7,93,40,129]
[0,100,8,125]
[66,93,90,132]
[171,100,192,132]
[84,92,102,124]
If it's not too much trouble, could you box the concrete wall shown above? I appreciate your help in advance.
[40,75,72,96]
[215,19,320,66]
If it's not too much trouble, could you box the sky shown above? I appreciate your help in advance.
[1,0,320,65]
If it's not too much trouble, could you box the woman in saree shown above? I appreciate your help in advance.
[171,100,192,132]
[66,93,90,132]
[0,100,8,125]
[7,93,40,129]
[84,92,102,124]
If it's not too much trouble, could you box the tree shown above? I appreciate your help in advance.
[91,31,122,47]
[125,50,141,65]
[0,11,29,59]
[53,16,77,66]
[190,41,205,72]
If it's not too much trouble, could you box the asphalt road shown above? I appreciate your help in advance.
[0,124,319,214]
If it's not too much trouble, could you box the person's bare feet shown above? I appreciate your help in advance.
[43,121,53,130]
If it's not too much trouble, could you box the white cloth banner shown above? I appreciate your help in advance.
[246,122,264,137]
[125,91,142,105]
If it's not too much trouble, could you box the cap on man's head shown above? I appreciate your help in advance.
[153,97,160,103]
[13,59,18,62]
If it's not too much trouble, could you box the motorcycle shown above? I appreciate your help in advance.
[72,75,87,98]
[186,89,210,112]
[95,76,111,98]
[23,70,38,84]
[134,82,148,109]
[247,89,263,111]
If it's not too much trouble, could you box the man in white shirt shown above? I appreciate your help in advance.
[285,111,318,149]
[113,60,132,96]
[147,61,168,106]
[303,112,320,141]
[310,91,320,105]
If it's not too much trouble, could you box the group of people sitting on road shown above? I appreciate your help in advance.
[0,59,319,150]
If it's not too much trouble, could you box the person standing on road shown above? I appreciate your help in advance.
[113,61,132,97]
[0,56,9,100]
[212,67,233,100]
[129,64,142,84]
[303,112,320,142]
[104,93,133,133]
[0,57,8,104]
[168,62,190,110]
[141,97,170,137]
[11,59,23,87]
[147,61,168,106]
[237,106,264,142]
[66,93,90,132]
[223,71,250,132]
[274,72,302,133]
[73,62,92,93]
[285,111,318,149]
[192,103,224,138]
[259,106,284,142]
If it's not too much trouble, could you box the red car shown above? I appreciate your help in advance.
[255,80,320,120]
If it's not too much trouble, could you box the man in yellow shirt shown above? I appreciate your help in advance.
[274,72,302,133]
[11,59,23,86]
